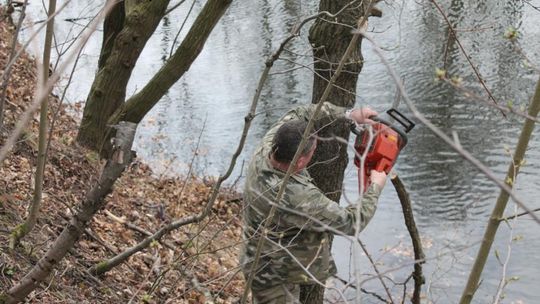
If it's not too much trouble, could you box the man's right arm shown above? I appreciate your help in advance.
[277,182,382,236]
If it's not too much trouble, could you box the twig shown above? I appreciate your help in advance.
[510,40,540,73]
[84,227,117,255]
[45,4,102,154]
[356,239,395,303]
[333,275,388,303]
[169,0,196,58]
[261,237,349,303]
[523,0,540,12]
[103,210,176,251]
[441,78,540,123]
[430,0,506,118]
[0,1,71,118]
[127,249,160,304]
[499,207,540,221]
[173,117,207,214]
[181,266,215,304]
[492,204,517,304]
[165,0,187,16]
[0,0,28,130]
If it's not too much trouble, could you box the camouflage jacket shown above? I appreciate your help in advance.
[240,102,381,288]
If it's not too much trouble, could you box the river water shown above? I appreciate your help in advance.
[22,0,540,302]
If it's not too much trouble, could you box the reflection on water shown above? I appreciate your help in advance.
[22,0,540,302]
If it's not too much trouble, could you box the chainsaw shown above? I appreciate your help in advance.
[351,108,415,192]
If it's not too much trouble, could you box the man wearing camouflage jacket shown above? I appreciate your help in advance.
[240,102,387,304]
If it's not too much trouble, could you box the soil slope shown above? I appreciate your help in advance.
[0,8,244,304]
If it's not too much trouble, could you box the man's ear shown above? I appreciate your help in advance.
[296,155,308,171]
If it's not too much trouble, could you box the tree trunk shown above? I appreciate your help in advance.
[1,122,137,304]
[305,1,369,303]
[109,0,232,125]
[76,0,170,152]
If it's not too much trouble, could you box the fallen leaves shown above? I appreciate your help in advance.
[0,10,245,303]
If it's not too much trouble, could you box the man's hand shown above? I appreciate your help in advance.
[369,170,387,188]
[349,107,378,124]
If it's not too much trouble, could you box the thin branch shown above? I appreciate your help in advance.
[9,0,57,248]
[499,207,540,221]
[492,204,517,304]
[356,239,395,303]
[168,0,196,58]
[172,117,207,214]
[103,210,177,251]
[510,40,540,73]
[333,275,388,303]
[0,1,71,108]
[523,0,540,12]
[165,0,187,16]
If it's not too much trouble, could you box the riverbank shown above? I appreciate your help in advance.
[0,8,244,303]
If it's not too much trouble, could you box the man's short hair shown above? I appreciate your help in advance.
[271,120,316,163]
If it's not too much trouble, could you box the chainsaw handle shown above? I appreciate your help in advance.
[387,108,415,133]
[350,116,409,148]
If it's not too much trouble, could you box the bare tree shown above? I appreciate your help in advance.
[76,0,233,157]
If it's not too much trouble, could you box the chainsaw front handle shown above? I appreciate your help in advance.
[350,116,409,148]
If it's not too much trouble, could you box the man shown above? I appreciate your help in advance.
[240,102,387,303]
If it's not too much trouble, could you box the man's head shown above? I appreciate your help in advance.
[271,120,317,171]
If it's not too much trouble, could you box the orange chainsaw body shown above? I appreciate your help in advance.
[352,109,414,192]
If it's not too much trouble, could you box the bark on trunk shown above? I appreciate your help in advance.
[304,1,369,303]
[76,0,170,152]
[1,122,137,304]
[308,0,366,200]
[97,0,125,70]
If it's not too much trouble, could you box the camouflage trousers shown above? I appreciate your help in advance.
[251,283,300,304]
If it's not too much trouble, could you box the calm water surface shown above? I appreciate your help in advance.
[23,0,540,302]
